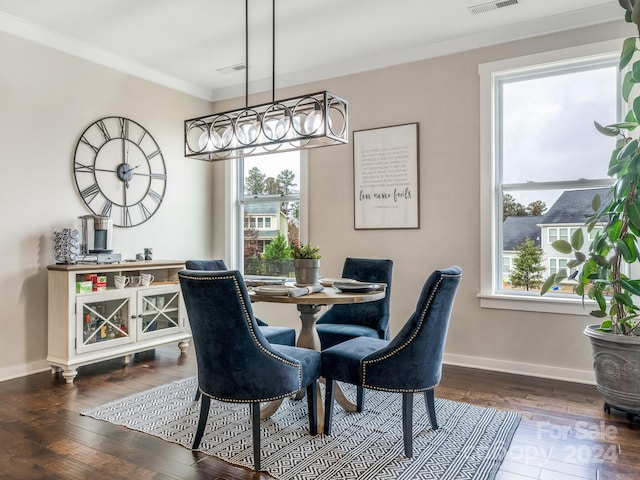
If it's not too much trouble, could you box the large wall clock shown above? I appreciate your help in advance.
[73,116,167,227]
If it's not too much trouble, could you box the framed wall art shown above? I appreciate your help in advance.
[353,123,419,229]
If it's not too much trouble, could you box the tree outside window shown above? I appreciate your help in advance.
[510,237,546,291]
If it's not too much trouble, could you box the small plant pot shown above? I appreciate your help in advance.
[294,259,320,286]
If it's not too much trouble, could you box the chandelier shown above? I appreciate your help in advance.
[184,0,348,161]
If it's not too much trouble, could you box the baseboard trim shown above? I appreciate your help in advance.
[0,355,596,386]
[443,353,596,385]
[0,360,51,383]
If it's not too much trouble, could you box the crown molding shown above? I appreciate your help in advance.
[210,3,623,101]
[0,11,216,101]
[0,3,622,103]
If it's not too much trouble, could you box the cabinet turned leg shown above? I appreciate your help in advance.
[122,354,133,365]
[61,369,78,384]
[51,366,61,375]
[178,340,190,354]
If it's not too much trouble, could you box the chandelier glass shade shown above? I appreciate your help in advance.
[184,90,348,161]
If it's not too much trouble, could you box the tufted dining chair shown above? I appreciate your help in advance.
[185,259,296,346]
[179,269,321,471]
[315,257,393,411]
[321,266,462,458]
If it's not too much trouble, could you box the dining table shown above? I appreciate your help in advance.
[250,281,386,428]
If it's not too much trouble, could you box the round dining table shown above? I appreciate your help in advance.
[250,284,386,426]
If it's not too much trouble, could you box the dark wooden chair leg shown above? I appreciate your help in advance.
[402,392,414,458]
[192,395,211,449]
[252,402,261,471]
[324,379,336,435]
[424,389,438,430]
[356,386,365,412]
[306,381,318,435]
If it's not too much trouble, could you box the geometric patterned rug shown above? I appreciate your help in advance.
[82,376,520,480]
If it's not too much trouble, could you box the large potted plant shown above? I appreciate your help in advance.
[291,241,321,286]
[542,0,640,417]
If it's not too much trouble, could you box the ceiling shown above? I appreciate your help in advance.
[0,0,622,101]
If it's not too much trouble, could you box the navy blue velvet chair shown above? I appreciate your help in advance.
[321,266,462,458]
[179,269,321,471]
[185,259,296,346]
[316,257,393,410]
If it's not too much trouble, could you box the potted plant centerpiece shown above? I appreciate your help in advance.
[291,241,321,286]
[542,0,640,418]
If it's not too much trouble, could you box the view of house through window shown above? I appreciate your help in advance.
[497,57,618,295]
[240,151,301,277]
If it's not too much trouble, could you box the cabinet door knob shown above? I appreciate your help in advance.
[131,315,137,320]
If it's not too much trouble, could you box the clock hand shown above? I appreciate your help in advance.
[124,165,139,188]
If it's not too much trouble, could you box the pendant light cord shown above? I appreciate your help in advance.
[272,0,275,103]
[245,0,248,107]
[245,0,276,105]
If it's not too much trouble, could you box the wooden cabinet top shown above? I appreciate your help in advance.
[47,260,185,272]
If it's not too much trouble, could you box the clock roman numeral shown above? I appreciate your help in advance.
[80,183,101,203]
[79,136,99,153]
[150,173,167,180]
[97,120,111,141]
[136,130,147,145]
[74,161,94,173]
[123,207,132,227]
[146,150,161,160]
[149,189,163,204]
[101,200,113,217]
[119,118,129,139]
[140,202,152,220]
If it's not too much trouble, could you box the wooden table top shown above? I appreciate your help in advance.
[250,285,385,306]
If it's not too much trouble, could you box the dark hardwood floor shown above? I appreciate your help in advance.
[1,345,638,479]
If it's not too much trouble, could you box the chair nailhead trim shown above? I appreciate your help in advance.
[200,389,302,403]
[361,273,461,390]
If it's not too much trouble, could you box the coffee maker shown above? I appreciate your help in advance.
[78,215,121,263]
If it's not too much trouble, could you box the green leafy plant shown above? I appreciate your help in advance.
[264,232,291,260]
[541,1,640,335]
[290,241,321,259]
[511,237,545,291]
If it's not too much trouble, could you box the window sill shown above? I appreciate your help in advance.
[478,292,594,315]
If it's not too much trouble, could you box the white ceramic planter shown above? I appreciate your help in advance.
[584,324,640,416]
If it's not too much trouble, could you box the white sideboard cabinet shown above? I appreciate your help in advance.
[47,260,191,383]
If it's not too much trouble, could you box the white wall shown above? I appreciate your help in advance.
[0,31,213,380]
[215,19,629,384]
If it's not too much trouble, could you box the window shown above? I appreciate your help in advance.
[548,227,579,243]
[502,257,511,275]
[244,216,273,230]
[480,40,621,313]
[588,226,603,241]
[549,258,569,277]
[237,151,302,277]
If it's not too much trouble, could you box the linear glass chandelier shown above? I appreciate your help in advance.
[184,0,348,161]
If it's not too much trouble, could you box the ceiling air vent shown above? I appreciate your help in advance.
[468,0,520,15]
[216,63,246,75]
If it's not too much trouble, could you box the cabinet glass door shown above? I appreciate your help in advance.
[138,287,181,339]
[77,292,133,353]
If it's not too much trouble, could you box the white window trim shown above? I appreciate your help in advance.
[478,39,622,315]
[224,151,309,271]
